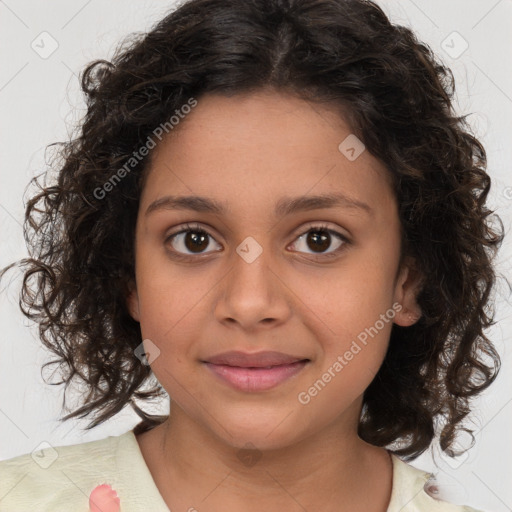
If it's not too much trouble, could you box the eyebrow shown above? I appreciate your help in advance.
[145,192,373,218]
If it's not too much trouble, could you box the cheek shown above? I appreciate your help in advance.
[292,255,398,336]
[135,242,202,326]
[290,256,397,388]
[134,265,201,358]
[297,304,394,414]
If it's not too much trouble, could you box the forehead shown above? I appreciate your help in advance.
[140,90,396,220]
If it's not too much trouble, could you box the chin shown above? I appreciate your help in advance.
[211,414,309,454]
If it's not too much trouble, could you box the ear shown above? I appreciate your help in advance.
[392,257,424,327]
[126,279,140,322]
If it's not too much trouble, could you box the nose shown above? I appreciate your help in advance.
[214,238,292,331]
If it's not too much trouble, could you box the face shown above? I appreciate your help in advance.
[127,89,422,451]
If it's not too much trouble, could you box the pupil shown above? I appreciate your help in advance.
[308,230,330,252]
[185,232,208,252]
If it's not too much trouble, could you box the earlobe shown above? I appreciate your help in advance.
[126,280,140,322]
[393,259,424,327]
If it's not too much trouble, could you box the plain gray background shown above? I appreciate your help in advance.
[1,1,511,510]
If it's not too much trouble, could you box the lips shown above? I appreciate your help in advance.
[202,351,310,392]
[203,350,309,368]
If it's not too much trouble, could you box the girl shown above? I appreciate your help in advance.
[0,0,505,510]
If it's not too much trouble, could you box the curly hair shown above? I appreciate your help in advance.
[0,0,505,461]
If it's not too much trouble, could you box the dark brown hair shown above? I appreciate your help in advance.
[1,0,505,461]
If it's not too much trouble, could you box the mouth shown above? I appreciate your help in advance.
[203,350,309,368]
[201,351,310,392]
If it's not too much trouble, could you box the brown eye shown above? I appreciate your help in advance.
[289,225,348,258]
[182,231,210,252]
[164,222,349,261]
[306,230,331,253]
[165,224,221,256]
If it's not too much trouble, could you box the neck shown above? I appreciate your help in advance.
[136,403,393,512]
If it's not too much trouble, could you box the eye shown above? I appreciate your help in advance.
[164,223,350,260]
[165,223,221,258]
[288,223,349,259]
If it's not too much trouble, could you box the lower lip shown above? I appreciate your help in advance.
[203,360,309,392]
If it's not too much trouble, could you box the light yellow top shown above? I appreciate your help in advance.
[0,429,482,511]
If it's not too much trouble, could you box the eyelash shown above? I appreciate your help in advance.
[164,222,350,261]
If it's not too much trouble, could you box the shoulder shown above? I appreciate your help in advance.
[0,432,122,511]
[388,453,483,512]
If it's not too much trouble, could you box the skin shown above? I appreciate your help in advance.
[126,89,423,512]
